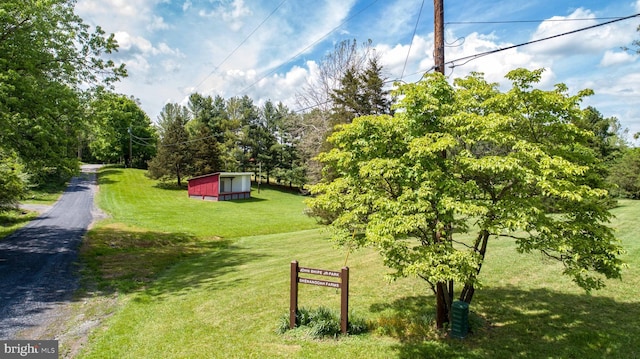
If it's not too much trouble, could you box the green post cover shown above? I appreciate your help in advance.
[450,300,469,339]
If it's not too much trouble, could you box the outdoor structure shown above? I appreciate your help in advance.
[187,172,252,201]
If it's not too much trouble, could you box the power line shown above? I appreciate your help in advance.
[446,13,640,71]
[400,13,640,79]
[401,0,425,80]
[235,0,381,97]
[445,16,630,25]
[193,0,288,91]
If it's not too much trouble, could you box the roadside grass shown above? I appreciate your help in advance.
[0,179,67,241]
[76,168,640,358]
[0,209,39,240]
[22,178,68,205]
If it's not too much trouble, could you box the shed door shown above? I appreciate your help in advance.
[220,178,232,193]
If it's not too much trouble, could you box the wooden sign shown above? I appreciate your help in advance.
[290,260,350,334]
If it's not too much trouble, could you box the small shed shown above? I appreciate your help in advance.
[187,172,252,201]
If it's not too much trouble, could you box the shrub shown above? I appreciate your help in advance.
[277,306,369,338]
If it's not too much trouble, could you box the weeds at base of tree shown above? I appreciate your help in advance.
[277,306,370,339]
[372,310,487,342]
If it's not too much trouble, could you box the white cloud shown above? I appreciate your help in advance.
[198,0,252,31]
[527,8,636,57]
[114,32,154,54]
[148,15,170,31]
[600,51,637,67]
[182,0,192,12]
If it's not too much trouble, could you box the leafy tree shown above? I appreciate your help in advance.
[0,149,27,212]
[0,0,125,184]
[147,103,191,186]
[608,148,640,199]
[307,69,624,328]
[86,91,156,168]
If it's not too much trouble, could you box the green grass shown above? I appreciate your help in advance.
[0,209,39,240]
[22,178,68,205]
[0,179,66,241]
[96,168,319,238]
[76,168,640,358]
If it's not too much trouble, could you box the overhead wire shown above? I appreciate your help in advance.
[401,13,640,79]
[235,0,381,96]
[400,0,425,80]
[445,16,630,25]
[446,13,640,71]
[192,0,288,91]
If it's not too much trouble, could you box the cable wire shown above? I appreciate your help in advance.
[401,0,425,80]
[193,0,288,91]
[235,0,381,96]
[401,13,640,79]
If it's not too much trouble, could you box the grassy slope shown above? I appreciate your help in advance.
[78,168,640,359]
[96,168,318,238]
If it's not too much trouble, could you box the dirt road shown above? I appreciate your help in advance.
[0,165,102,339]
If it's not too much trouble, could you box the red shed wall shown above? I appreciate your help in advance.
[188,174,219,197]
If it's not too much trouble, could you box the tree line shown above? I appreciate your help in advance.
[146,39,391,188]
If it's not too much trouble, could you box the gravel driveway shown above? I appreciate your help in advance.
[0,165,102,339]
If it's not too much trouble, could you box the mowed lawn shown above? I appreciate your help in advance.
[77,167,640,358]
[96,167,320,238]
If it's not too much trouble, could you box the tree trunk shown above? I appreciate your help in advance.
[436,281,452,328]
[459,229,489,304]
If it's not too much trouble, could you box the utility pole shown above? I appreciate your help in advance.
[434,0,445,74]
[128,126,132,168]
[433,0,449,330]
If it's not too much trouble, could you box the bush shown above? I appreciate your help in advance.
[0,149,28,212]
[277,306,369,338]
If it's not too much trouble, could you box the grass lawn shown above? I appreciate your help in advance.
[0,209,39,240]
[76,168,640,358]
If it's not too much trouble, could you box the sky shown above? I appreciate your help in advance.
[75,0,640,144]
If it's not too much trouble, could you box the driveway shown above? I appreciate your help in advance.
[0,165,102,339]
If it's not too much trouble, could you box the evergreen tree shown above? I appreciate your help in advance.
[147,103,191,186]
[188,121,222,177]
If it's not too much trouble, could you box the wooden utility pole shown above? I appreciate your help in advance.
[128,127,132,168]
[433,0,448,330]
[434,0,445,74]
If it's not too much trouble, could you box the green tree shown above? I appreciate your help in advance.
[147,103,191,186]
[0,0,125,184]
[295,39,381,184]
[307,69,623,328]
[188,120,222,177]
[608,148,640,199]
[0,149,27,212]
[331,56,390,124]
[86,91,156,168]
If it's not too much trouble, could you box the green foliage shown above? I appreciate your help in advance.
[0,149,27,211]
[608,147,640,199]
[0,0,125,184]
[278,307,369,338]
[147,103,191,186]
[85,90,156,167]
[307,68,624,311]
[331,57,390,124]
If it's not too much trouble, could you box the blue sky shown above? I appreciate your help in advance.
[76,0,640,143]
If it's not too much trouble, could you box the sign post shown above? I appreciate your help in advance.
[289,260,350,334]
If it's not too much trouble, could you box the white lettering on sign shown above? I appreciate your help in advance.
[299,267,340,277]
[298,277,341,288]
